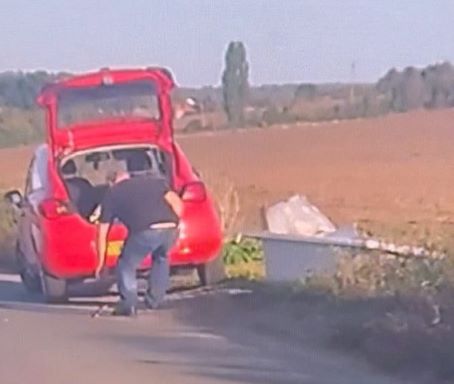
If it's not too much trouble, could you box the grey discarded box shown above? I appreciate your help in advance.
[249,231,365,282]
[260,195,365,282]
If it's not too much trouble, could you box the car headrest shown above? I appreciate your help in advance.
[127,152,152,173]
[62,160,77,176]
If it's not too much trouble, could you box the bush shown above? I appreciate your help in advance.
[294,83,317,101]
[262,106,298,126]
[223,236,263,265]
[299,225,454,381]
[0,107,44,147]
[202,173,264,279]
[0,199,17,268]
[222,236,264,280]
[202,173,241,234]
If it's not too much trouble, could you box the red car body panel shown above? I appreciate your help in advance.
[26,68,222,280]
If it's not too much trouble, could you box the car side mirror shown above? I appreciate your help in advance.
[4,190,23,208]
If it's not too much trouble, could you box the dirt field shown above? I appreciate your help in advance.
[180,109,454,233]
[1,109,454,234]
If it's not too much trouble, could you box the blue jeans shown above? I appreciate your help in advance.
[117,228,178,309]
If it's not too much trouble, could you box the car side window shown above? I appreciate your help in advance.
[24,147,49,195]
[24,158,36,196]
[34,147,49,191]
[31,163,44,191]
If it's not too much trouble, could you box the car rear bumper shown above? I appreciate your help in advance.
[41,215,222,279]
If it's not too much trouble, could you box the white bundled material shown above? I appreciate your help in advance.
[263,195,438,259]
[265,195,336,237]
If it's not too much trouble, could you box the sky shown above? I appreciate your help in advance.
[0,0,453,87]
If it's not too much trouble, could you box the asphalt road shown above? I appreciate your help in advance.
[0,272,407,384]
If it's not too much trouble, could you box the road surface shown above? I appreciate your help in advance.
[0,272,407,384]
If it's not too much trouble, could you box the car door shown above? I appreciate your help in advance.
[19,146,49,267]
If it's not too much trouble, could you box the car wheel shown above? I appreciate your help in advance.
[16,245,42,293]
[41,272,68,303]
[196,255,226,286]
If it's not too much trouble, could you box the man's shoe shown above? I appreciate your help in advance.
[144,293,159,310]
[143,295,171,310]
[143,293,169,310]
[112,304,138,317]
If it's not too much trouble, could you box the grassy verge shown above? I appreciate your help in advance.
[297,224,454,382]
[312,223,454,382]
[222,222,454,382]
[327,292,454,381]
[225,259,265,280]
[229,276,454,383]
[222,236,265,280]
[0,199,16,269]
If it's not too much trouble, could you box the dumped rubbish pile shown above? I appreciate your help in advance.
[265,195,441,259]
[265,195,337,237]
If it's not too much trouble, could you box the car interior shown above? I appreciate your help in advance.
[60,146,171,220]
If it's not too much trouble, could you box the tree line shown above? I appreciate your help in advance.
[376,62,454,112]
[0,71,66,109]
[0,45,453,146]
[0,59,452,116]
[219,43,454,126]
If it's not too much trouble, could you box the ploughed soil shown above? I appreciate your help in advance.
[178,109,454,234]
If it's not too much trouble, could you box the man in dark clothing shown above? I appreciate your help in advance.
[96,166,183,317]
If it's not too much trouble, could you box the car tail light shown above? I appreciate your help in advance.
[39,199,73,220]
[181,182,207,202]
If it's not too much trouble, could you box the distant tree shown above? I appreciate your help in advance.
[376,68,402,112]
[201,95,217,113]
[0,71,60,109]
[423,62,454,108]
[399,67,426,111]
[294,83,317,101]
[221,41,249,126]
[376,62,454,113]
[376,68,400,94]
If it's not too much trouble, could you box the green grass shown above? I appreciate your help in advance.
[217,222,454,381]
[225,259,265,280]
[0,198,16,267]
[222,236,265,280]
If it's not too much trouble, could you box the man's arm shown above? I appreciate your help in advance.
[89,205,101,223]
[96,223,110,277]
[95,191,114,277]
[164,190,184,217]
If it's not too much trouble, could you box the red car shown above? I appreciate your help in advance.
[4,68,224,302]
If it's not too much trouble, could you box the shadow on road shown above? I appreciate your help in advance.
[0,270,404,383]
[0,276,39,303]
[0,273,119,315]
[138,358,303,384]
[0,263,17,275]
[0,271,204,317]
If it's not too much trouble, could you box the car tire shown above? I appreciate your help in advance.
[41,272,68,303]
[16,245,42,293]
[196,255,226,286]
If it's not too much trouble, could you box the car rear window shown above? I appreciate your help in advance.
[57,80,160,128]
